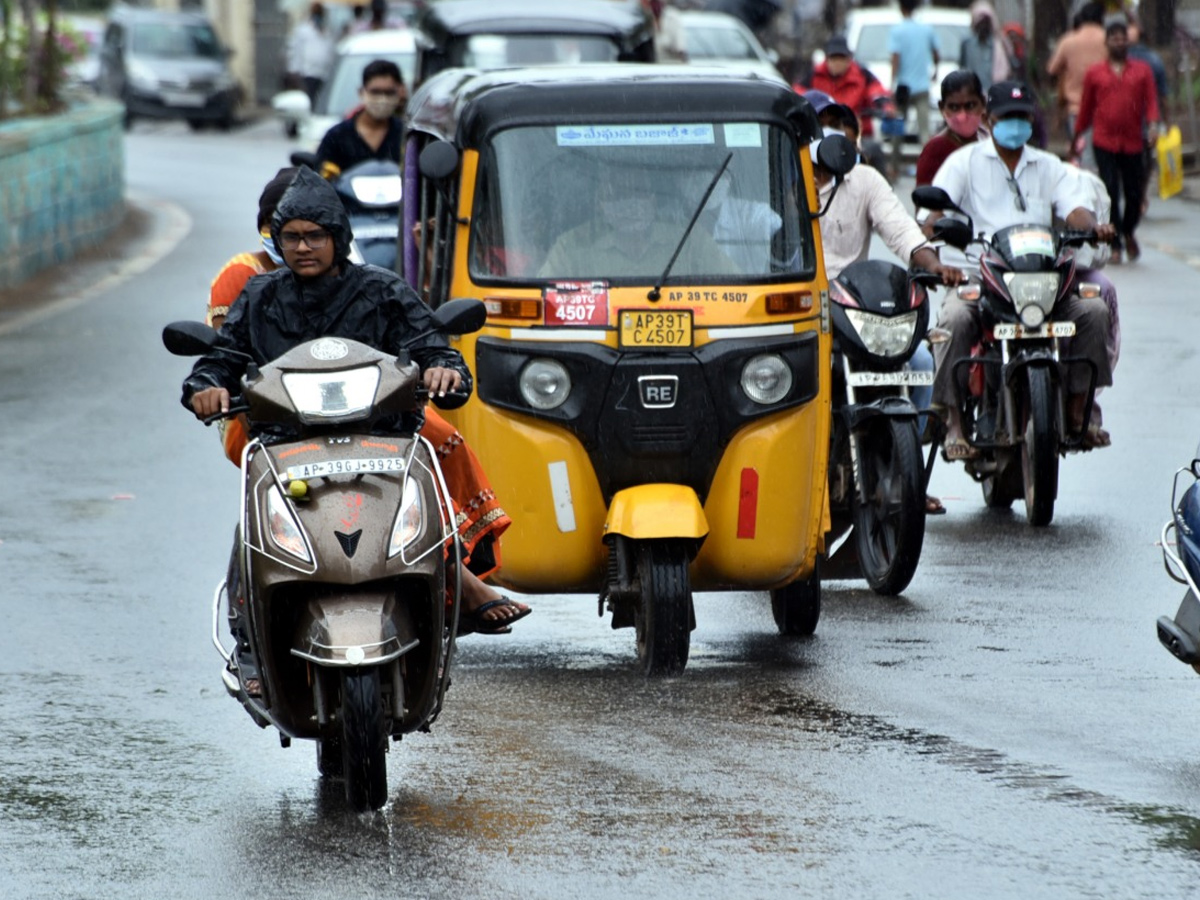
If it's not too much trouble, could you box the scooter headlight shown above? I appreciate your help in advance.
[1003,272,1059,326]
[388,476,423,557]
[282,365,380,422]
[266,485,311,562]
[349,175,403,206]
[844,309,919,359]
[519,359,571,411]
[740,354,793,405]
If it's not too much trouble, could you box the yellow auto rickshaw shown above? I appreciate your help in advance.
[401,65,853,674]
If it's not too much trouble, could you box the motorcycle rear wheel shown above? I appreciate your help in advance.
[341,668,389,811]
[771,561,821,636]
[1022,367,1059,527]
[634,540,692,677]
[851,418,926,595]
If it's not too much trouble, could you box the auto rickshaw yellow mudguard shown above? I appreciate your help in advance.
[604,484,709,542]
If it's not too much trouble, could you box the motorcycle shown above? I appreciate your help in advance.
[162,298,485,811]
[824,260,941,594]
[1156,454,1200,672]
[291,151,403,271]
[911,185,1102,527]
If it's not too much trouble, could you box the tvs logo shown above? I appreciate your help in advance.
[310,338,349,361]
[638,375,679,409]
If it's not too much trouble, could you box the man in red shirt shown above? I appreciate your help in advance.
[799,35,891,138]
[1074,17,1160,262]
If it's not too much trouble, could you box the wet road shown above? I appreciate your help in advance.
[4,118,1200,899]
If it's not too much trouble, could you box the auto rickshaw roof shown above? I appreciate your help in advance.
[415,0,654,46]
[405,64,820,148]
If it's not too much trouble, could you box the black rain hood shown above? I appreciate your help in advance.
[270,166,353,263]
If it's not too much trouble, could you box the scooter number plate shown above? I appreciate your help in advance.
[353,223,400,239]
[285,457,405,479]
[619,310,693,348]
[993,322,1076,339]
[845,370,933,387]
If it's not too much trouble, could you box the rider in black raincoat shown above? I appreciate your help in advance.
[182,167,470,438]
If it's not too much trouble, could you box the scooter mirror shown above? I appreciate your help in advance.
[289,150,319,171]
[419,140,459,182]
[815,133,858,178]
[163,320,218,356]
[434,298,487,335]
[932,218,973,250]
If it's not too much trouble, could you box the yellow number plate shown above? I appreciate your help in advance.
[619,310,693,348]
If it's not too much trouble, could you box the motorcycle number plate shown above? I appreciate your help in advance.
[285,457,405,480]
[846,370,933,387]
[993,322,1076,339]
[619,310,693,348]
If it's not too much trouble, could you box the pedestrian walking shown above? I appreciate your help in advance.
[958,0,1012,92]
[286,2,335,105]
[1047,1,1107,161]
[888,0,939,176]
[1073,16,1160,262]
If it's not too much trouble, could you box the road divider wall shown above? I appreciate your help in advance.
[0,99,125,289]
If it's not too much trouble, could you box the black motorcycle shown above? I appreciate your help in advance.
[825,260,941,594]
[912,186,1102,527]
[1157,453,1200,671]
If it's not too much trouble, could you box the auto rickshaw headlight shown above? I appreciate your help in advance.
[519,359,572,410]
[388,476,423,557]
[740,354,793,405]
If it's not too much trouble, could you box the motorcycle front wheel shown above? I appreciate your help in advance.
[1022,366,1060,527]
[634,540,692,677]
[341,668,389,811]
[851,418,926,595]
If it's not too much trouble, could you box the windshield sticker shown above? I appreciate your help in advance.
[723,123,762,148]
[1006,229,1056,257]
[556,125,715,147]
[543,282,610,327]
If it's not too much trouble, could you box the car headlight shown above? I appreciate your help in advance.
[266,485,311,562]
[282,366,380,420]
[1003,273,1060,323]
[388,476,423,557]
[740,353,793,405]
[844,309,919,358]
[519,359,571,410]
[127,59,158,91]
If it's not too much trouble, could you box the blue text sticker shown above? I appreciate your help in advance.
[556,124,716,147]
[723,123,762,148]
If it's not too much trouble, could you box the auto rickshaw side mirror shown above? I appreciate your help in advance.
[419,140,460,182]
[433,298,487,335]
[162,320,218,356]
[815,133,857,179]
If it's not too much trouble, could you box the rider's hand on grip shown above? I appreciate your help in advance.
[191,386,231,421]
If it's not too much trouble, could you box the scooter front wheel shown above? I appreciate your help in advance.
[634,540,692,677]
[341,668,389,811]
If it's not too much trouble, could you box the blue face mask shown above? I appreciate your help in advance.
[261,230,285,266]
[992,118,1033,150]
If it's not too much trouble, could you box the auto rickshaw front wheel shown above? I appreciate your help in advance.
[634,540,694,677]
[771,562,821,636]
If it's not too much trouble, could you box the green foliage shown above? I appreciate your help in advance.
[0,2,89,118]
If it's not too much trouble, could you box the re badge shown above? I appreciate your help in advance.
[638,375,679,409]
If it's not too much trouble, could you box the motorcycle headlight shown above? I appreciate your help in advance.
[844,309,919,359]
[519,359,571,411]
[740,354,793,405]
[266,485,311,562]
[281,366,380,421]
[1003,273,1060,322]
[388,476,423,557]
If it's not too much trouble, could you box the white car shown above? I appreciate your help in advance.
[843,4,972,112]
[675,10,784,82]
[273,28,417,150]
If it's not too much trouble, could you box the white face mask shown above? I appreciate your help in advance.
[363,95,399,120]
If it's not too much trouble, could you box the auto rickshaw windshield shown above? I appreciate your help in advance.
[468,120,815,284]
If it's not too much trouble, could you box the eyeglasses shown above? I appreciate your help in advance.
[278,229,331,250]
[1006,176,1027,212]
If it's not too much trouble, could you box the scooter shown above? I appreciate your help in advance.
[1156,454,1200,671]
[291,151,403,271]
[163,298,485,811]
[912,185,1102,527]
[825,260,941,594]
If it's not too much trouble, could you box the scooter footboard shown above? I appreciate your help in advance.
[292,591,421,666]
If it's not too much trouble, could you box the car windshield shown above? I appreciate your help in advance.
[854,22,969,62]
[131,22,222,59]
[453,34,619,67]
[684,25,757,60]
[318,50,417,117]
[470,122,814,284]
